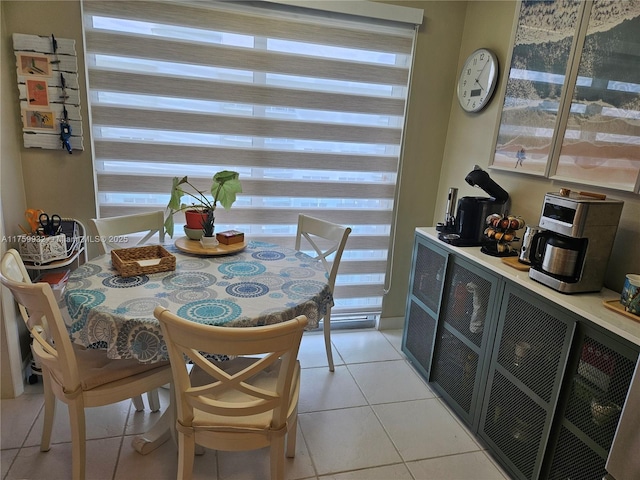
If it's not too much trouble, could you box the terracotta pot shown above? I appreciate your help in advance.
[184,210,210,229]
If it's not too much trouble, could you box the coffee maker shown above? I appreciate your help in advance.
[437,165,510,246]
[528,192,624,293]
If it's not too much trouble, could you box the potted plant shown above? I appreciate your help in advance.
[164,170,242,238]
[199,209,219,247]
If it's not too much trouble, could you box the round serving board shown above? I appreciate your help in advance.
[174,237,246,256]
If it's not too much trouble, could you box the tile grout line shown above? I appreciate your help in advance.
[111,399,135,480]
[341,351,418,479]
[1,392,46,480]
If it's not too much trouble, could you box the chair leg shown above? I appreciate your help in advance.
[270,436,286,480]
[323,309,334,372]
[286,411,298,458]
[131,395,145,412]
[177,432,195,480]
[40,371,56,452]
[68,399,86,480]
[147,389,161,412]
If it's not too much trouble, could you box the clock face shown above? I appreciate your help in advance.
[457,48,498,113]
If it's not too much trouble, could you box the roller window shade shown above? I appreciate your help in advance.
[83,0,419,317]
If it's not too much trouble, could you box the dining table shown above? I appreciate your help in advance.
[63,239,333,453]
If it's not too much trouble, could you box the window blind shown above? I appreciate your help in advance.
[82,0,418,317]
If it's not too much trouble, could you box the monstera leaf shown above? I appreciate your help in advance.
[164,171,242,238]
[212,170,242,210]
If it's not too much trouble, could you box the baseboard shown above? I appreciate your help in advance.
[377,316,404,330]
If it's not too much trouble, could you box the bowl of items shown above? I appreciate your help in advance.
[482,214,525,257]
[590,398,621,426]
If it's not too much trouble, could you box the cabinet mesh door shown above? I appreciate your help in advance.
[441,261,492,348]
[431,328,479,415]
[548,426,607,480]
[411,242,445,314]
[548,334,637,479]
[404,300,437,377]
[482,289,573,480]
[496,293,568,403]
[483,371,547,480]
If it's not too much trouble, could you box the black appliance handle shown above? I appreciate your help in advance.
[529,231,551,268]
[464,166,509,203]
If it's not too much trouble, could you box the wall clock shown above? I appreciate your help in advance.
[457,48,498,113]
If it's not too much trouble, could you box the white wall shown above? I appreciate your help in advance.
[379,1,468,324]
[1,0,28,398]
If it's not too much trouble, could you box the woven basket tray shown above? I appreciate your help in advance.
[111,245,176,278]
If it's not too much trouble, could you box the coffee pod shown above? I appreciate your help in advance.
[509,216,526,230]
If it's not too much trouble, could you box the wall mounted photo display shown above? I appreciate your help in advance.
[17,53,51,77]
[13,33,83,152]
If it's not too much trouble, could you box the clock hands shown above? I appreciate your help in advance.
[474,58,491,92]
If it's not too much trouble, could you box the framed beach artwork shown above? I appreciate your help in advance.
[491,0,640,193]
[553,2,640,192]
[491,0,583,176]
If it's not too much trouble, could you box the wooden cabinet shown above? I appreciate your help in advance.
[403,230,640,480]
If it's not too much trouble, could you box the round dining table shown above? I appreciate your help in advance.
[63,239,333,454]
[65,240,332,363]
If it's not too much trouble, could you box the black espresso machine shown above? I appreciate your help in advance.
[436,165,510,246]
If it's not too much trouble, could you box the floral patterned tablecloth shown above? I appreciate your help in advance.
[65,241,332,363]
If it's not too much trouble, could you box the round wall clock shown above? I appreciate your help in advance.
[457,48,498,113]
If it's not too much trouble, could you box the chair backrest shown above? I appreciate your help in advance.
[154,306,307,428]
[0,261,81,391]
[1,249,33,322]
[89,211,165,255]
[295,214,351,291]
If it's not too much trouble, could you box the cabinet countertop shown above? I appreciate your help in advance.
[416,227,640,346]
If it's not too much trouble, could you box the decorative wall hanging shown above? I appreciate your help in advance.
[490,0,640,193]
[13,33,83,153]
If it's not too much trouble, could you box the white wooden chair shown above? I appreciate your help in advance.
[1,249,44,379]
[89,210,165,255]
[89,210,166,410]
[296,214,351,372]
[0,253,173,480]
[154,306,307,480]
[2,249,33,321]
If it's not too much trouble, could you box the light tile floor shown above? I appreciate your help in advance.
[1,329,511,479]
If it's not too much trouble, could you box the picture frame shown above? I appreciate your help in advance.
[26,78,49,107]
[490,0,585,177]
[490,0,640,193]
[23,109,55,130]
[17,53,51,77]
